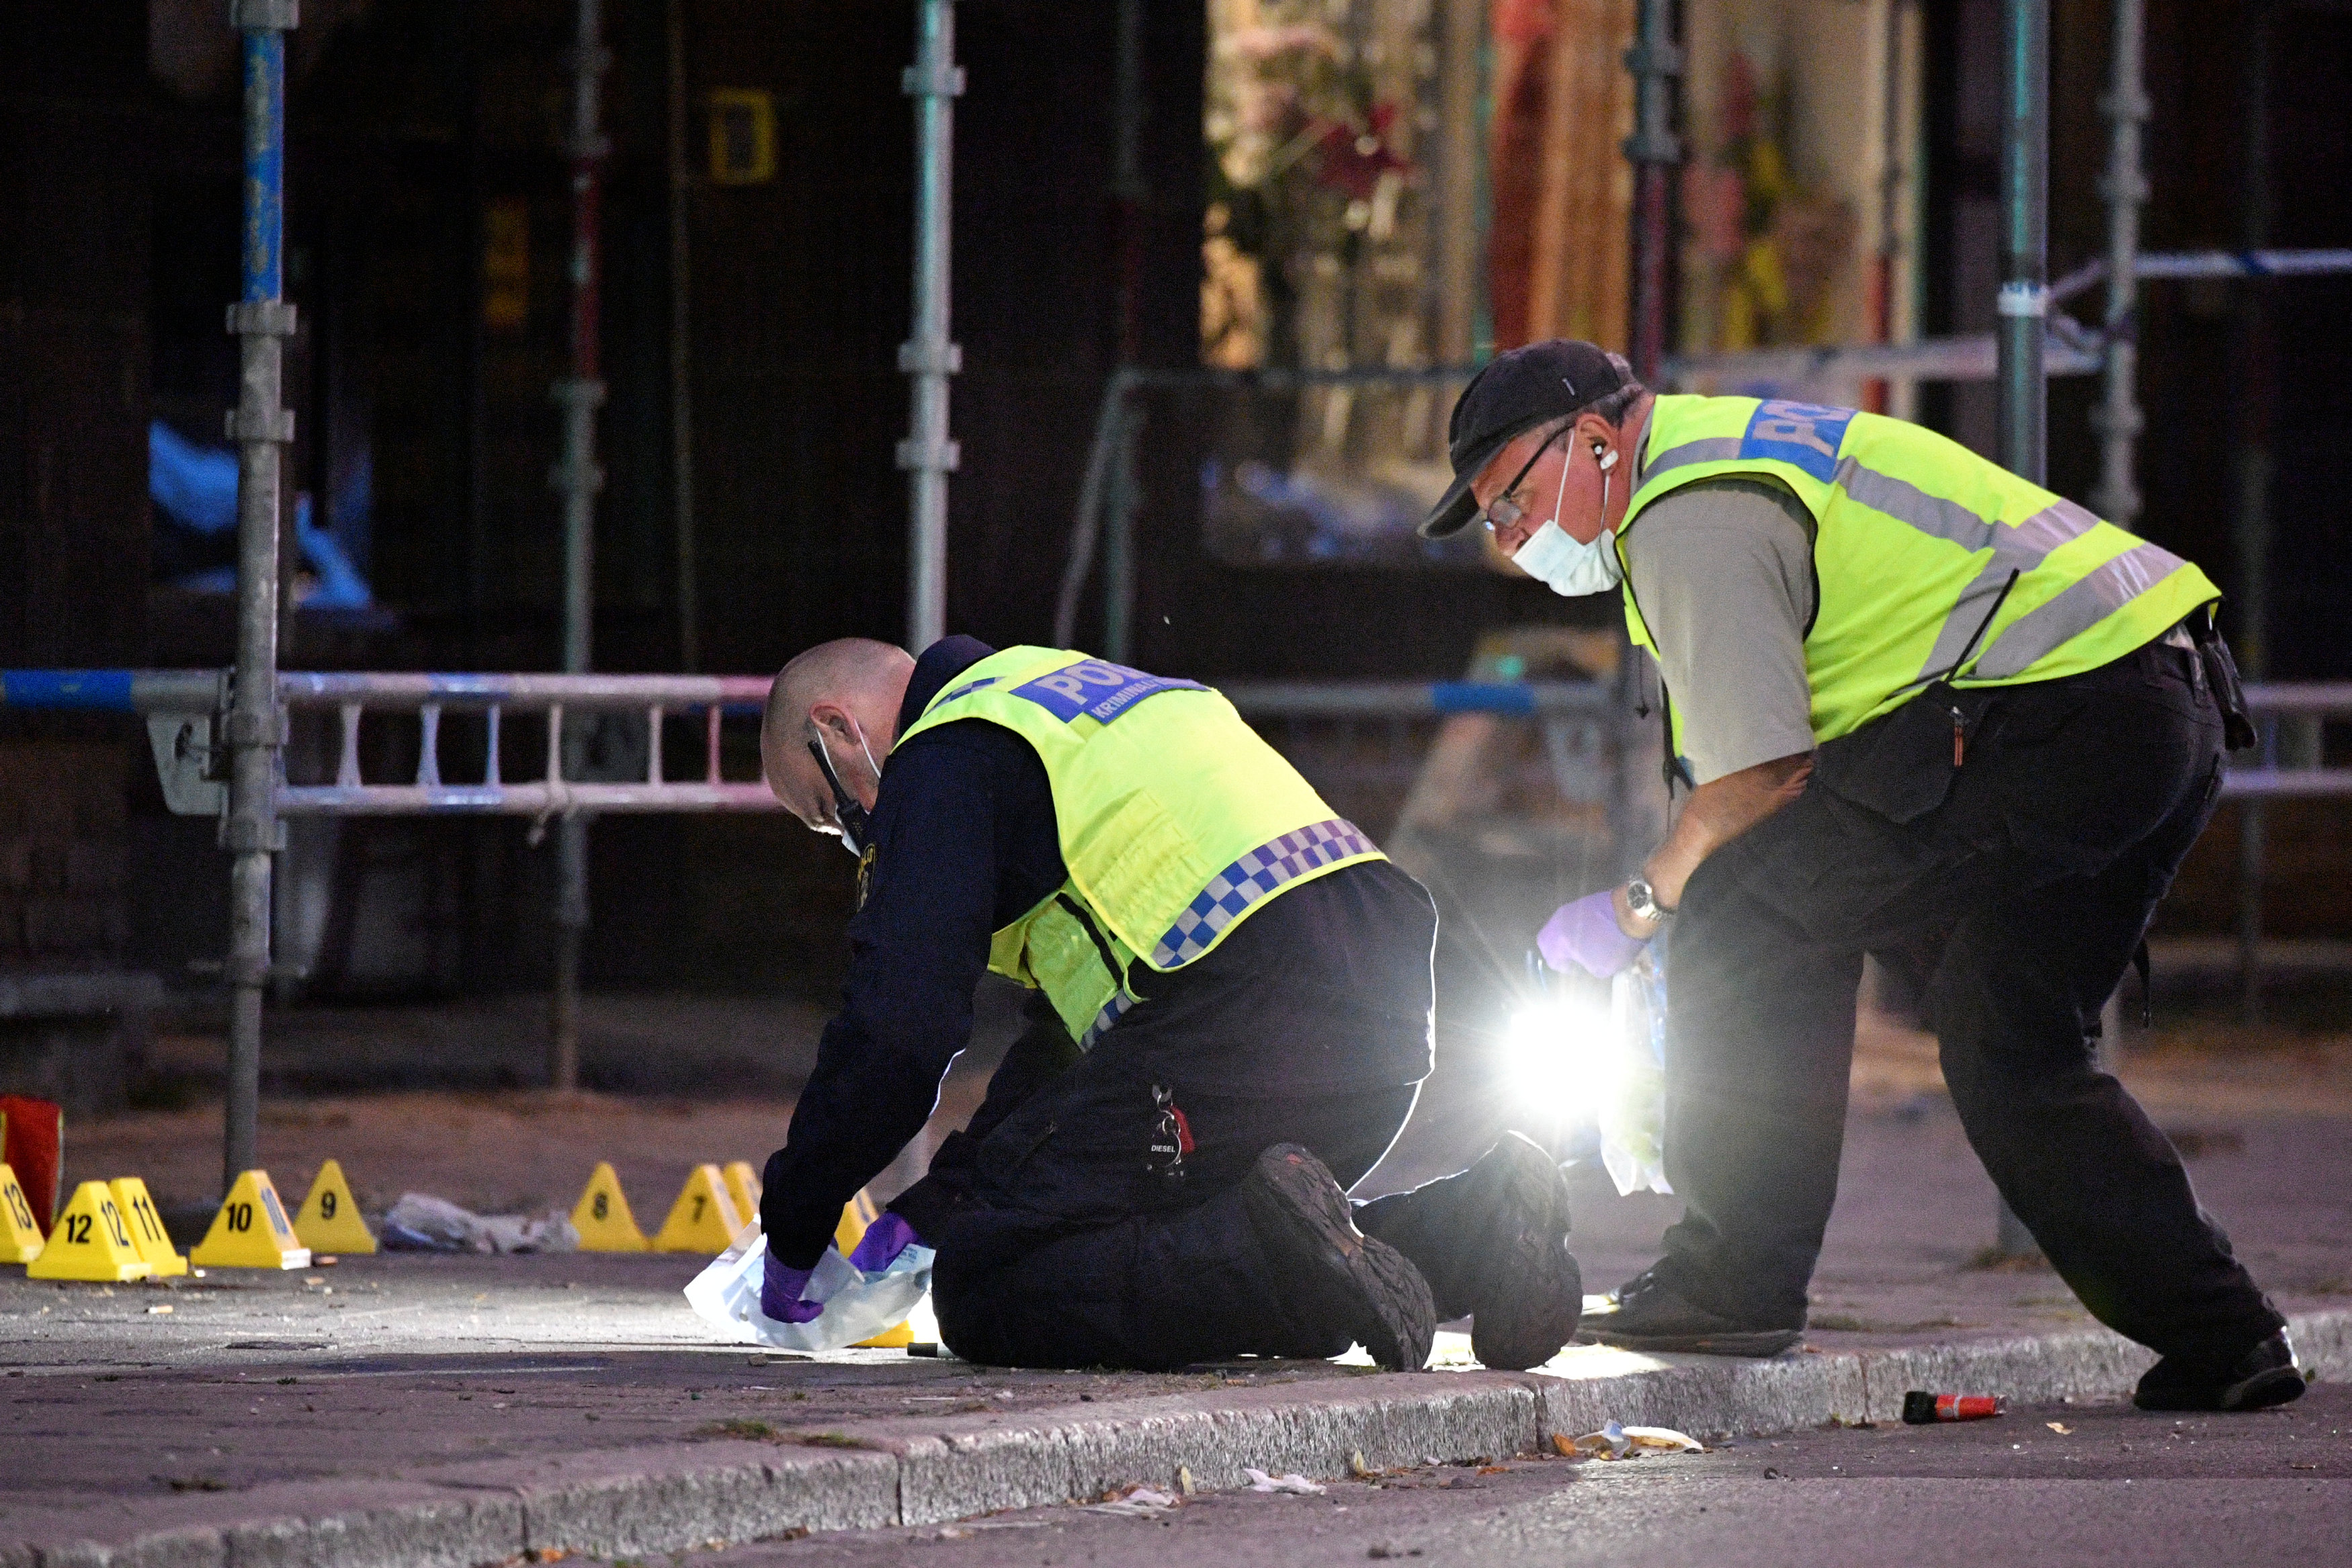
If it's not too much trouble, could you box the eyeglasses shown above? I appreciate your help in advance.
[1480,427,1568,534]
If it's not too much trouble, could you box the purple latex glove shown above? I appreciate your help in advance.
[760,1249,825,1323]
[1538,889,1649,979]
[847,1211,921,1272]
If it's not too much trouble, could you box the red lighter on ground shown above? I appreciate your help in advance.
[1902,1391,2007,1424]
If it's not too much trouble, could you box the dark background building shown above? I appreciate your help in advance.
[0,1,2343,1031]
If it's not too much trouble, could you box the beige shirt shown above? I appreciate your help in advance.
[1622,476,1819,785]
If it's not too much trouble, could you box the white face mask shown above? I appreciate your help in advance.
[1511,460,1622,597]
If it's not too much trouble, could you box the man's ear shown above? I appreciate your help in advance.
[1575,410,1617,462]
[808,701,855,742]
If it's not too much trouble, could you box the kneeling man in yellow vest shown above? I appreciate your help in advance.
[752,636,1583,1370]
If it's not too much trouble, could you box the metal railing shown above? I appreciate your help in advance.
[2228,684,2352,1025]
[0,670,782,820]
[276,673,776,818]
[2221,683,2352,799]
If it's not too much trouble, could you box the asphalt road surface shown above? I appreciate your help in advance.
[658,1383,2350,1568]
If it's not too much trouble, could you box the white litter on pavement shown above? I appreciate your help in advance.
[1083,1487,1182,1518]
[1245,1468,1328,1495]
[1566,1420,1706,1459]
[380,1193,578,1254]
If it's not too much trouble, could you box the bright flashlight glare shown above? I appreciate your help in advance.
[1503,999,1618,1127]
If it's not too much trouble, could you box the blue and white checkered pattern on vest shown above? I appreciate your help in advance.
[1078,991,1134,1052]
[1147,818,1375,968]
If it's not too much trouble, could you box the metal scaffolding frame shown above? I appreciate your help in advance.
[898,0,963,656]
[1989,0,2050,1260]
[19,0,2347,1192]
[548,0,610,1094]
[222,0,297,1198]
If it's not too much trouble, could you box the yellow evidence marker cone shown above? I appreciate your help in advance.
[571,1161,650,1252]
[1,1162,48,1264]
[293,1159,377,1255]
[109,1177,187,1278]
[722,1160,762,1230]
[190,1170,311,1270]
[28,1181,151,1282]
[651,1164,742,1253]
[832,1191,917,1348]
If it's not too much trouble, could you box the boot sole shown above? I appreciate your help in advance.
[1247,1144,1435,1373]
[2134,1364,2308,1413]
[1577,1323,1804,1357]
[1460,1135,1584,1371]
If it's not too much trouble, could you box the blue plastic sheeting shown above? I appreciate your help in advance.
[0,670,136,712]
[150,421,373,610]
[150,421,240,534]
[1429,681,1538,716]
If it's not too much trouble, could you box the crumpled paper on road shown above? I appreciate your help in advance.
[1554,1420,1706,1460]
[1083,1486,1182,1518]
[1245,1467,1327,1495]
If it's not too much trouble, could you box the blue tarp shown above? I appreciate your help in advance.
[149,420,372,610]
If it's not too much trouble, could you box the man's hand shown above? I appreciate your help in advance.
[1538,890,1650,979]
[761,1249,825,1323]
[847,1211,921,1272]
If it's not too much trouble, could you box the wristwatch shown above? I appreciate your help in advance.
[1625,877,1673,925]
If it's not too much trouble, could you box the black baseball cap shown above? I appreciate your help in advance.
[1419,339,1628,538]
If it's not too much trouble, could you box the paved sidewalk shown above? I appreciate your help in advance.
[7,1092,2347,1568]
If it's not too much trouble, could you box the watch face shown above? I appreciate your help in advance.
[1628,879,1658,920]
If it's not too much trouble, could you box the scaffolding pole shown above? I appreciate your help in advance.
[222,0,296,1198]
[1623,0,1681,384]
[2092,0,2147,527]
[898,0,963,656]
[668,0,700,672]
[550,0,609,1092]
[1991,0,2048,1260]
[1103,0,1146,665]
[2091,0,2148,1064]
[2234,5,2275,1026]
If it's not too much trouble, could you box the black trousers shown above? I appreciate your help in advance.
[1656,638,2284,1364]
[894,863,1437,1370]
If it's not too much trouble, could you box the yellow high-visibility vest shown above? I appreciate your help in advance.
[898,646,1384,1049]
[1618,394,2220,761]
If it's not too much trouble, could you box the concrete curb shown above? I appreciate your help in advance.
[17,1309,2347,1568]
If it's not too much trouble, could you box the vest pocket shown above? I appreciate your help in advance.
[1812,681,1998,824]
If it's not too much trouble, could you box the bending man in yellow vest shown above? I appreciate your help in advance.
[753,636,1585,1371]
[1419,339,2300,1413]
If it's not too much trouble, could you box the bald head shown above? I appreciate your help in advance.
[762,638,917,832]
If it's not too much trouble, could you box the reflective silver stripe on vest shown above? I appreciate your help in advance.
[1646,439,2140,683]
[1967,539,2189,680]
[1823,457,2109,682]
[1149,818,1375,967]
[1910,498,2105,679]
[1079,990,1134,1052]
[1834,457,2001,551]
[1637,437,1747,486]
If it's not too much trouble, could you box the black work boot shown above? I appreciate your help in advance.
[1244,1143,1435,1372]
[2133,1331,2306,1412]
[1357,1133,1582,1370]
[1574,1266,1804,1356]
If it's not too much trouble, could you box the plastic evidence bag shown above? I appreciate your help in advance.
[683,1225,935,1352]
[1599,947,1672,1197]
